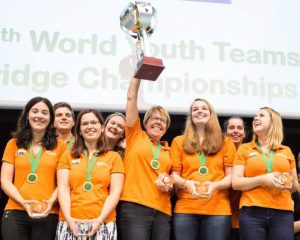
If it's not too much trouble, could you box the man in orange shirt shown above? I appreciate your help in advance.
[53,102,75,150]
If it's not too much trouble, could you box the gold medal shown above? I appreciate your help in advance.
[83,182,94,192]
[151,160,160,170]
[27,173,38,183]
[198,166,208,176]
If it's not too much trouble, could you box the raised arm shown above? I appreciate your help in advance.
[126,77,141,127]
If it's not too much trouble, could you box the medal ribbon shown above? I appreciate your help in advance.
[29,143,43,173]
[197,151,207,167]
[150,142,161,162]
[83,150,99,182]
[67,136,75,150]
[256,142,275,173]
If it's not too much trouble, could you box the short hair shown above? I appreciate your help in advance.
[53,102,75,120]
[143,106,171,129]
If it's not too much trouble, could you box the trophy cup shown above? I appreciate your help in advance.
[120,1,165,81]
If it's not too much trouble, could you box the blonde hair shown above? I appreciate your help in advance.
[253,107,283,148]
[183,98,223,155]
[143,106,171,129]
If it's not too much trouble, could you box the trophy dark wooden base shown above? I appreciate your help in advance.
[134,56,165,81]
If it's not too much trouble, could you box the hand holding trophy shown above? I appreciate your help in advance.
[120,1,165,81]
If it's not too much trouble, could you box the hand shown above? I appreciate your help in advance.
[198,181,217,199]
[40,199,55,217]
[155,173,173,193]
[263,172,285,189]
[66,217,80,236]
[185,180,201,198]
[87,218,103,237]
[22,200,38,218]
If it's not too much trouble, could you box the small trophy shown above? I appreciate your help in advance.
[280,172,292,188]
[120,1,165,81]
[30,201,47,217]
[195,182,209,197]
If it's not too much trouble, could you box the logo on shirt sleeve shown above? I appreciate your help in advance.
[46,150,57,156]
[96,162,108,167]
[16,149,26,156]
[71,159,81,165]
[276,153,287,158]
[249,152,258,158]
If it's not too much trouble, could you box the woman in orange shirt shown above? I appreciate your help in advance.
[232,107,298,240]
[1,96,66,240]
[117,77,173,240]
[56,109,124,239]
[224,116,247,240]
[170,98,236,240]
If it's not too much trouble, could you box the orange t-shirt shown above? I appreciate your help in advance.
[57,150,124,222]
[170,135,236,215]
[120,119,172,216]
[234,141,295,211]
[2,139,66,214]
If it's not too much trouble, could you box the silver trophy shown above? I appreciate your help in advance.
[120,1,165,81]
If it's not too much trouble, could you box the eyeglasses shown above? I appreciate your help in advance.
[150,116,167,125]
[81,120,100,127]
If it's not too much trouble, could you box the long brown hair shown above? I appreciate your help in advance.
[71,109,107,158]
[12,96,57,150]
[183,98,223,155]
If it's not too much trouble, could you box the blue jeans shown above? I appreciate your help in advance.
[239,206,294,240]
[173,213,231,240]
[2,210,58,240]
[117,201,171,240]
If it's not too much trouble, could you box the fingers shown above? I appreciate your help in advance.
[155,173,173,192]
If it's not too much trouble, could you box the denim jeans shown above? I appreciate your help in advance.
[173,213,231,240]
[2,210,58,240]
[239,206,294,240]
[117,201,171,240]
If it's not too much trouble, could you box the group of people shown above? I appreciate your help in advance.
[0,75,298,240]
